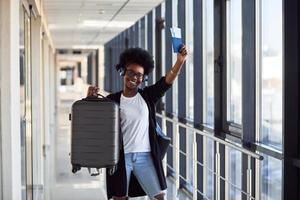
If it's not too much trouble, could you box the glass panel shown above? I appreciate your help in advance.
[260,154,282,200]
[161,2,166,105]
[152,9,156,83]
[186,0,194,120]
[258,0,283,150]
[144,16,148,86]
[24,10,33,200]
[204,137,214,199]
[226,0,242,124]
[19,5,26,200]
[203,0,214,127]
[185,0,195,192]
[140,18,145,49]
[172,0,178,115]
[226,147,242,199]
[186,130,194,191]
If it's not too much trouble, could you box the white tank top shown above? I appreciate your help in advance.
[120,92,151,153]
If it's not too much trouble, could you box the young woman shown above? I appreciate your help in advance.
[88,45,187,200]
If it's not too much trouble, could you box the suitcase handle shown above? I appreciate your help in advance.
[97,93,106,98]
[82,93,111,101]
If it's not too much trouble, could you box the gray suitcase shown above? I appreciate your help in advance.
[70,96,119,175]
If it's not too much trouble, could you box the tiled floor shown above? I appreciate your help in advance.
[52,88,190,200]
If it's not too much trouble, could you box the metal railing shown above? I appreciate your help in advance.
[156,112,264,200]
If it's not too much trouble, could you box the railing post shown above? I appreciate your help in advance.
[173,121,180,197]
[193,139,198,200]
[215,142,220,200]
[247,155,252,200]
[162,111,167,174]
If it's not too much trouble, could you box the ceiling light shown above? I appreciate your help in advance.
[98,10,105,14]
[71,45,101,49]
[82,20,106,27]
[82,20,134,28]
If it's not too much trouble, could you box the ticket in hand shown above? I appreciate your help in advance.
[170,27,182,53]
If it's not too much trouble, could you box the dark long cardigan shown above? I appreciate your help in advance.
[105,77,172,199]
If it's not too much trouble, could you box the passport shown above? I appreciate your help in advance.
[170,27,182,53]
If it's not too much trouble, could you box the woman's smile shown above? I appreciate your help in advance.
[129,80,137,86]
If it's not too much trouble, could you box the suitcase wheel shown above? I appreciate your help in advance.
[72,164,81,173]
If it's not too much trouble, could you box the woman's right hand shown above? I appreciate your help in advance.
[86,86,99,97]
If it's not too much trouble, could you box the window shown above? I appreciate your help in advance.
[256,0,283,150]
[203,137,215,199]
[203,0,214,127]
[185,0,195,191]
[19,5,26,199]
[185,0,194,121]
[161,2,166,105]
[259,154,282,200]
[172,0,178,115]
[256,0,283,199]
[226,147,242,199]
[226,0,242,125]
[152,9,156,83]
[24,7,33,200]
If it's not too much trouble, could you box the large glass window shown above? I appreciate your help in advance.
[259,154,282,200]
[202,0,214,127]
[203,137,215,199]
[226,0,242,125]
[185,0,194,121]
[256,0,283,150]
[161,2,166,105]
[19,5,26,200]
[140,18,146,49]
[172,0,178,115]
[226,147,242,199]
[152,9,156,83]
[256,0,283,199]
[185,0,195,192]
[24,9,33,200]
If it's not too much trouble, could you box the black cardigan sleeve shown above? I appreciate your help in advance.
[144,76,172,104]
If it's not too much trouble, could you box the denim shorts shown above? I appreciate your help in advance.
[125,152,164,199]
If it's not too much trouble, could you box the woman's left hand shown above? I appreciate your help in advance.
[177,44,188,64]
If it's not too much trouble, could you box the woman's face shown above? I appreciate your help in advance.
[124,63,144,90]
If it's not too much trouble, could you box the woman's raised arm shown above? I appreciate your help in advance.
[165,44,188,85]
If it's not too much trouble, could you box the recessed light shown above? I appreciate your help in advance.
[99,10,105,14]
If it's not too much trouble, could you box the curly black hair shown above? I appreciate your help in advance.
[115,48,154,75]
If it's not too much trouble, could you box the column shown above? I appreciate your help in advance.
[0,0,22,199]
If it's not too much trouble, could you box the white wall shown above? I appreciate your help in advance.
[0,0,22,199]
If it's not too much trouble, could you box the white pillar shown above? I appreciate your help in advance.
[49,48,56,200]
[98,45,105,91]
[31,16,44,199]
[0,0,22,199]
[42,35,51,200]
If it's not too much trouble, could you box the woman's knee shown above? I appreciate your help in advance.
[154,193,165,200]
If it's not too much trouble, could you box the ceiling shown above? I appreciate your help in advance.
[43,0,163,49]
